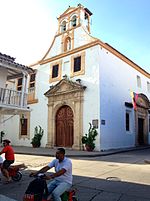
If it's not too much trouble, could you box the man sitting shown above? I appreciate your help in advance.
[30,148,72,201]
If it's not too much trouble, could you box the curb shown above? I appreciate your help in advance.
[14,146,150,158]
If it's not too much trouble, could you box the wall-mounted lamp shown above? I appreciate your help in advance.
[76,78,81,84]
[20,114,25,126]
[63,74,68,79]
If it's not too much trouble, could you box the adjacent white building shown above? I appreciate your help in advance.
[0,52,33,143]
[2,4,150,151]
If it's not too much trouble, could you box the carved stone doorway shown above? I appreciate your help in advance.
[44,78,86,150]
[135,94,150,146]
[55,105,73,147]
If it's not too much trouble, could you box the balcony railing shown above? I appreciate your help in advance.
[0,87,27,108]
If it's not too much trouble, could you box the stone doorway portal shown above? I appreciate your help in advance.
[135,94,150,146]
[44,78,86,150]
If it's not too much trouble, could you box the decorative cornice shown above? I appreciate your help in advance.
[39,40,99,64]
[45,78,86,97]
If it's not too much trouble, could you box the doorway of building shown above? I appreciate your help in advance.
[138,118,144,145]
[55,105,74,147]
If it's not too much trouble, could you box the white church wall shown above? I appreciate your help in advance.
[44,37,62,59]
[40,44,101,150]
[71,45,101,150]
[62,55,71,78]
[29,102,48,147]
[99,47,149,150]
[73,27,95,48]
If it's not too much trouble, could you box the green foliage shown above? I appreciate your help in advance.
[82,123,98,151]
[31,126,44,148]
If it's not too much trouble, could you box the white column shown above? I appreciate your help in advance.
[20,72,27,107]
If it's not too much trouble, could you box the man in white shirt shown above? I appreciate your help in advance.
[31,148,72,201]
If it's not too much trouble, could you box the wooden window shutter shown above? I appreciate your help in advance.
[74,56,81,72]
[21,119,28,135]
[52,65,59,78]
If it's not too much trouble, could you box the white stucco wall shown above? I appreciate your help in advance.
[44,25,95,61]
[1,115,20,145]
[27,65,50,147]
[1,64,49,147]
[45,37,62,59]
[73,27,95,48]
[99,46,150,150]
[69,45,101,150]
[23,45,101,149]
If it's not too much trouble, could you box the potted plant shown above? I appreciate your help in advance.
[31,126,44,148]
[82,123,98,151]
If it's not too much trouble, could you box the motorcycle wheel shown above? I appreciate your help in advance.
[12,171,22,181]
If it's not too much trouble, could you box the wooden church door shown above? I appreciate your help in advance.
[55,105,74,147]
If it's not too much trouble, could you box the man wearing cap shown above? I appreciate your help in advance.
[0,139,15,183]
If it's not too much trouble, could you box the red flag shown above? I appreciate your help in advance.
[130,91,138,110]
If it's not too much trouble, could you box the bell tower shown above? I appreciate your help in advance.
[56,4,93,53]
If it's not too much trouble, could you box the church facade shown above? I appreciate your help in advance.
[3,4,150,151]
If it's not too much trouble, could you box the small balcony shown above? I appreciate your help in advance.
[0,87,27,109]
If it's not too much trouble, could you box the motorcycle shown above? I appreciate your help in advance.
[23,173,78,201]
[1,163,27,181]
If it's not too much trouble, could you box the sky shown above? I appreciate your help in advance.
[0,0,150,73]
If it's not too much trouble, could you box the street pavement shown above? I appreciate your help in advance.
[0,146,150,201]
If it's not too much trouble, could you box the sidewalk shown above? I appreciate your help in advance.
[13,145,150,158]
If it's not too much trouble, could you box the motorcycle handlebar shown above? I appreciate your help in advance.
[30,173,46,179]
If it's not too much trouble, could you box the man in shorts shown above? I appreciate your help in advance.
[0,139,15,183]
